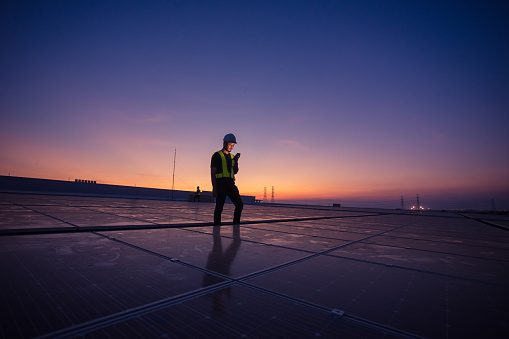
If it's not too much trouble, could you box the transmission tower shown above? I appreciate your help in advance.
[271,186,275,203]
[400,196,404,211]
[263,187,267,202]
[491,198,496,211]
[416,194,421,211]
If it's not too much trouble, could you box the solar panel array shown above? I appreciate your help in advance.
[1,193,508,338]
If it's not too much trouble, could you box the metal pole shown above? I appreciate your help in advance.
[172,147,176,200]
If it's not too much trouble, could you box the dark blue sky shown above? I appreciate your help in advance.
[1,1,508,208]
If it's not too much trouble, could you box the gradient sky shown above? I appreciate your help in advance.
[1,1,508,208]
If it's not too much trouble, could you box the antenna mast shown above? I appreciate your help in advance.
[172,147,176,200]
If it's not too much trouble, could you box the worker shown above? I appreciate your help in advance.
[194,186,201,202]
[210,133,243,225]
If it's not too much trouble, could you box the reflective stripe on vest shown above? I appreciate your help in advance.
[216,151,235,179]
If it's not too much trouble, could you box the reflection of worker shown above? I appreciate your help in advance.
[194,186,201,202]
[202,225,241,317]
[210,133,243,225]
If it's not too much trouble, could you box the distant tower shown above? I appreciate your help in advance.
[491,198,496,211]
[416,194,421,211]
[400,196,404,211]
[271,186,275,203]
[263,187,267,202]
[171,147,176,200]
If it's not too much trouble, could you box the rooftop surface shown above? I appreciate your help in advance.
[1,193,508,339]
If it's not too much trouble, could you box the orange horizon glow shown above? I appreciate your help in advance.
[3,165,508,204]
[2,125,508,204]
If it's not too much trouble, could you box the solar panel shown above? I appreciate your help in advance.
[0,193,508,338]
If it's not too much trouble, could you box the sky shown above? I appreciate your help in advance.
[1,0,509,209]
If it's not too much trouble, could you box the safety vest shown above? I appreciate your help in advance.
[216,151,235,179]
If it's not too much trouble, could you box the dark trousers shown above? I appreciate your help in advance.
[214,179,243,225]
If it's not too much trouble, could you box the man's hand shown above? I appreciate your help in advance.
[212,188,217,197]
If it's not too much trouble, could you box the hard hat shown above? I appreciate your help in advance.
[223,133,237,144]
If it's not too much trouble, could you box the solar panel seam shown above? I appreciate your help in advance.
[180,227,318,254]
[183,225,439,266]
[238,223,397,243]
[34,279,426,339]
[92,231,233,282]
[232,222,415,283]
[457,213,509,232]
[241,225,505,262]
[12,204,81,229]
[236,280,341,314]
[322,253,509,287]
[0,214,394,236]
[81,204,215,224]
[358,240,509,263]
[75,206,161,226]
[256,204,409,217]
[236,282,425,339]
[360,234,509,252]
[33,281,237,339]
